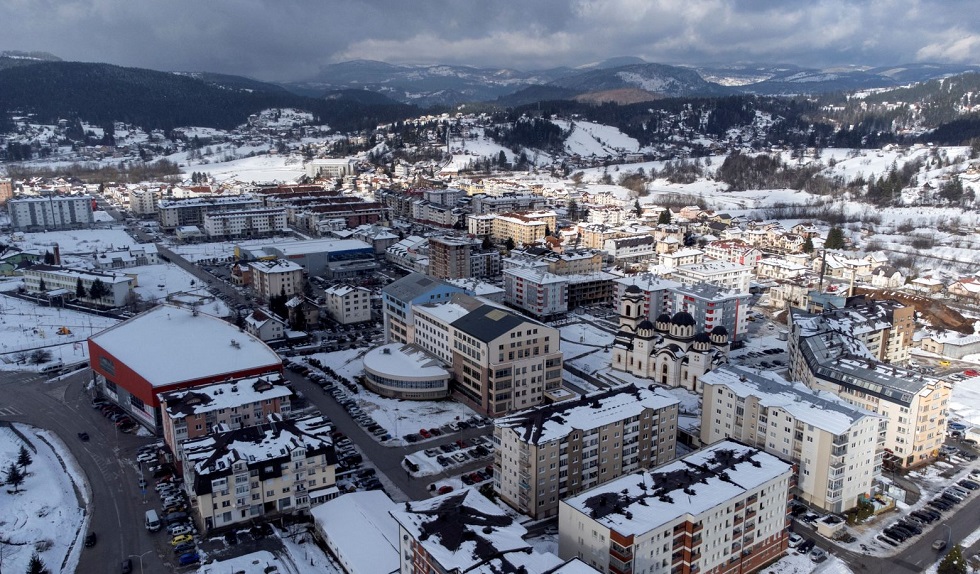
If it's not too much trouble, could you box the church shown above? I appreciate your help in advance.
[612,284,730,392]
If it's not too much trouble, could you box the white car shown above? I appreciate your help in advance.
[167,523,193,536]
[788,534,804,548]
[136,453,156,463]
[809,548,827,562]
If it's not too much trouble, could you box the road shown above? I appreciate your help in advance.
[0,369,172,574]
[281,368,494,501]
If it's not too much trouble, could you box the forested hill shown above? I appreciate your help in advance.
[0,61,417,132]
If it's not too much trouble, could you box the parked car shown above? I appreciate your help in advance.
[933,539,948,551]
[809,548,828,563]
[959,479,980,490]
[178,552,200,565]
[437,485,454,495]
[84,532,97,547]
[171,534,194,546]
[121,559,133,574]
[796,539,815,554]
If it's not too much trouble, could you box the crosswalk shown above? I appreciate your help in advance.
[0,405,23,416]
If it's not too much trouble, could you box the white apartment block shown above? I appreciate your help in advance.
[180,414,336,532]
[157,195,262,230]
[203,207,288,239]
[700,366,885,513]
[494,384,679,519]
[503,268,569,317]
[789,310,951,469]
[9,195,95,230]
[658,248,704,270]
[248,259,305,301]
[755,258,809,280]
[558,441,793,574]
[672,261,754,293]
[323,284,372,324]
[23,264,134,307]
[128,188,161,215]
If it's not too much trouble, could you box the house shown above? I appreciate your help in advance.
[323,284,372,325]
[244,309,287,341]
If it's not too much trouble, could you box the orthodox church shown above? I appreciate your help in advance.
[612,284,730,392]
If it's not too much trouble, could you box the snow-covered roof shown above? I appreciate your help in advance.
[614,273,683,292]
[89,304,282,388]
[561,441,792,534]
[159,373,292,420]
[27,264,134,284]
[362,344,450,379]
[248,258,304,273]
[250,238,371,257]
[310,491,400,574]
[497,384,679,445]
[700,366,881,434]
[390,488,534,573]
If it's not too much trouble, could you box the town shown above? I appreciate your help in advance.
[2,120,980,574]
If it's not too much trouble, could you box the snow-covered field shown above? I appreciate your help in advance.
[184,153,307,184]
[0,423,88,574]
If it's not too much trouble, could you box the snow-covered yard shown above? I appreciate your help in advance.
[0,423,88,574]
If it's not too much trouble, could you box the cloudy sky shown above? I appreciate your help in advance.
[2,0,978,81]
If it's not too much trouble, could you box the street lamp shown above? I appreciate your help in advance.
[129,550,152,574]
[943,522,951,545]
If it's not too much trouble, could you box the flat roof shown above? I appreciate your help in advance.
[254,238,371,257]
[562,441,792,535]
[159,374,292,419]
[497,384,679,445]
[311,491,399,574]
[362,344,450,379]
[90,304,281,387]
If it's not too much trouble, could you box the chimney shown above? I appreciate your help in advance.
[53,243,61,265]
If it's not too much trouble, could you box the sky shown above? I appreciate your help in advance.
[2,0,978,82]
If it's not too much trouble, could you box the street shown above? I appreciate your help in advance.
[0,369,172,574]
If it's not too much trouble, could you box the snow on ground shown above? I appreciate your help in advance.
[168,236,298,263]
[0,423,88,574]
[949,375,980,426]
[0,281,118,369]
[126,262,231,317]
[2,228,142,257]
[444,126,521,172]
[304,349,483,441]
[184,153,307,184]
[553,119,641,156]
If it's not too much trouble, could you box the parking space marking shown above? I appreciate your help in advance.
[0,405,23,416]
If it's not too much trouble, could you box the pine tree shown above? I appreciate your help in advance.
[634,200,643,217]
[88,279,108,301]
[802,237,814,253]
[481,236,494,250]
[938,544,967,574]
[43,250,55,265]
[75,278,86,299]
[825,227,846,250]
[16,445,32,471]
[567,199,578,220]
[38,278,47,292]
[658,210,672,225]
[27,551,47,574]
[6,462,24,492]
[504,237,516,252]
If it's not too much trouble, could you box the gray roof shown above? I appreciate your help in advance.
[451,304,536,343]
[381,272,449,303]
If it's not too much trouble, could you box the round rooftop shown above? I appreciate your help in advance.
[671,311,696,326]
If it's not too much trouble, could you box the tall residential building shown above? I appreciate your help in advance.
[428,236,472,279]
[248,259,305,301]
[9,195,95,230]
[323,284,372,324]
[788,309,951,469]
[671,261,754,293]
[202,207,288,239]
[381,273,467,343]
[494,384,679,519]
[180,414,336,532]
[128,187,161,215]
[0,178,13,204]
[700,366,886,513]
[158,373,293,460]
[157,195,262,230]
[558,441,793,574]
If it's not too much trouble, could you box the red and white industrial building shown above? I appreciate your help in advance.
[87,304,283,434]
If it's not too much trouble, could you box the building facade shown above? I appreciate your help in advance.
[700,366,885,513]
[248,259,305,301]
[23,264,134,307]
[323,284,372,324]
[494,384,679,519]
[558,441,793,574]
[202,207,288,239]
[9,195,95,230]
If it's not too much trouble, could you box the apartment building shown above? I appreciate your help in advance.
[494,384,679,519]
[704,240,763,267]
[658,248,705,270]
[158,373,293,459]
[671,261,754,293]
[700,366,885,513]
[504,248,604,276]
[558,440,793,574]
[92,245,160,270]
[755,258,809,281]
[504,268,569,318]
[248,259,305,301]
[202,207,288,239]
[603,235,657,268]
[788,309,951,469]
[428,235,472,279]
[381,273,466,343]
[391,488,568,574]
[157,195,262,230]
[23,264,134,307]
[0,178,12,204]
[128,187,161,215]
[9,195,95,230]
[488,211,557,245]
[323,284,372,324]
[180,414,336,532]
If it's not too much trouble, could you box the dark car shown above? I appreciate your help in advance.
[173,542,196,554]
[958,479,980,490]
[121,559,133,574]
[78,432,90,441]
[796,539,815,554]
[84,532,97,547]
[225,531,238,545]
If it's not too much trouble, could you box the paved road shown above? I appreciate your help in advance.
[793,463,980,573]
[281,368,494,501]
[0,369,174,574]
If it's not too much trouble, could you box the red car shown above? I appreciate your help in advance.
[965,370,978,378]
[437,485,453,495]
[419,429,431,438]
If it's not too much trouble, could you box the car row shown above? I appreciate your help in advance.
[93,399,139,433]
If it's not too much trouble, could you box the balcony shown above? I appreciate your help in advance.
[691,522,703,534]
[745,509,757,519]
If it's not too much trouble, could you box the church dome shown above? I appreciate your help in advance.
[637,319,655,331]
[671,311,696,327]
[656,313,672,323]
[625,284,642,294]
[711,325,729,336]
[694,332,712,343]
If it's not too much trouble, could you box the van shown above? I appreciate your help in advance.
[145,509,161,532]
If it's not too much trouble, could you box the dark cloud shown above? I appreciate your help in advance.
[0,0,976,81]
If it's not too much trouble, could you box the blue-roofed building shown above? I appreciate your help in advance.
[381,273,467,343]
